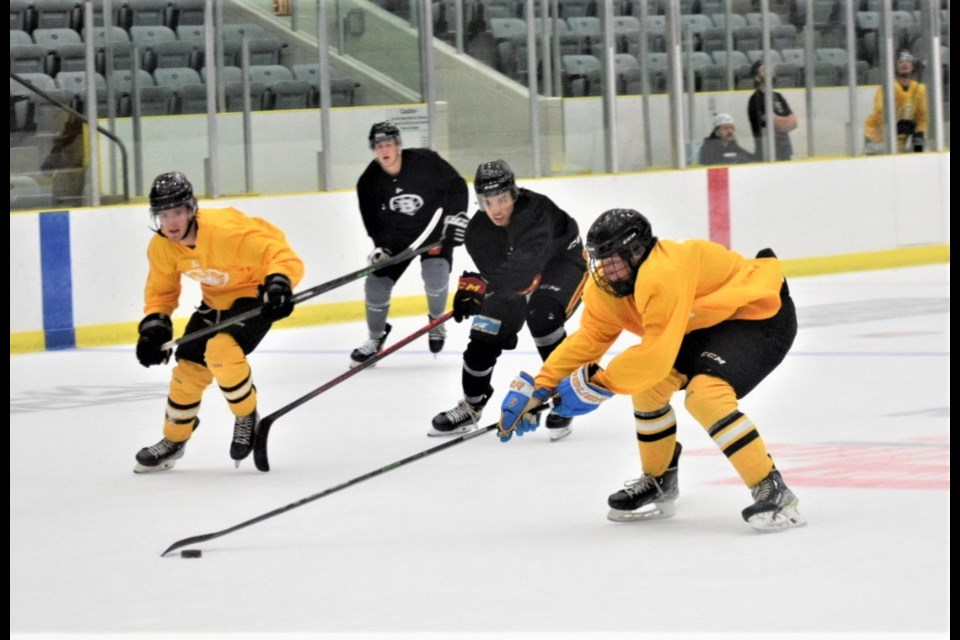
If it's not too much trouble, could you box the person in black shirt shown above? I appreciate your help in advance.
[431,160,588,439]
[351,122,469,367]
[747,61,798,161]
[699,113,755,165]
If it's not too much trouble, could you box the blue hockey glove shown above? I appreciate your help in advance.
[554,364,613,418]
[498,372,552,443]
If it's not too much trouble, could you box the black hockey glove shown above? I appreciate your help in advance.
[442,211,470,247]
[136,313,173,367]
[912,131,924,152]
[453,271,487,323]
[258,273,294,322]
[896,119,916,136]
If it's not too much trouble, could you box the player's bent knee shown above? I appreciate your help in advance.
[684,374,738,427]
[525,297,565,337]
[468,316,519,350]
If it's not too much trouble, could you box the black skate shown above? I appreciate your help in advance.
[607,442,682,522]
[230,410,259,465]
[429,388,491,436]
[427,315,446,354]
[545,397,573,442]
[134,419,199,473]
[741,469,806,532]
[350,323,392,368]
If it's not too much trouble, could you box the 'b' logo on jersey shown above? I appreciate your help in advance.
[389,194,424,216]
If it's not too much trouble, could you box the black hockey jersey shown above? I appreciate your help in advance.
[465,188,582,294]
[356,148,468,253]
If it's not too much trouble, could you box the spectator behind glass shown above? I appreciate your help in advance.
[699,113,755,165]
[747,61,798,161]
[864,50,927,154]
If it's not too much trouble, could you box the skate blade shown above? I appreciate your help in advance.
[607,501,677,522]
[133,460,177,474]
[348,361,376,370]
[746,506,807,532]
[548,427,572,442]
[427,424,478,437]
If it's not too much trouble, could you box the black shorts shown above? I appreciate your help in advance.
[469,254,587,349]
[175,297,272,365]
[372,243,454,282]
[673,281,797,398]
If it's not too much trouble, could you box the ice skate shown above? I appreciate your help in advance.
[230,410,259,466]
[545,398,573,442]
[428,315,446,354]
[430,389,491,436]
[134,437,188,473]
[742,469,806,532]
[134,419,199,473]
[607,442,681,522]
[350,323,392,368]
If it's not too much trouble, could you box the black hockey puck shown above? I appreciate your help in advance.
[181,549,202,559]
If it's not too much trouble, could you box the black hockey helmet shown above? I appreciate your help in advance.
[474,159,518,200]
[368,121,401,148]
[149,171,196,215]
[585,208,656,298]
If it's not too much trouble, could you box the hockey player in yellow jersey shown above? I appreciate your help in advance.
[134,171,304,473]
[864,49,927,153]
[498,208,805,532]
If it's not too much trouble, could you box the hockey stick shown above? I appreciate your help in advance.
[159,207,445,352]
[160,405,548,557]
[252,311,455,472]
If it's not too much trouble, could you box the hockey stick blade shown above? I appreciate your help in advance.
[253,311,455,472]
[162,407,548,557]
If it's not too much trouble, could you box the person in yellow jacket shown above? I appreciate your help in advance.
[498,208,805,532]
[864,49,927,153]
[134,171,304,473]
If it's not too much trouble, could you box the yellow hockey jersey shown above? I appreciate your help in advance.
[535,239,783,395]
[144,207,304,315]
[864,80,928,152]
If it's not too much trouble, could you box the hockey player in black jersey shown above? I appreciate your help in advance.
[430,160,588,438]
[351,122,470,368]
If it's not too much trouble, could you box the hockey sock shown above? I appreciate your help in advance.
[633,404,678,476]
[631,370,687,474]
[163,359,211,441]
[364,274,393,338]
[421,258,450,319]
[462,339,500,400]
[206,332,258,417]
[685,374,774,487]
